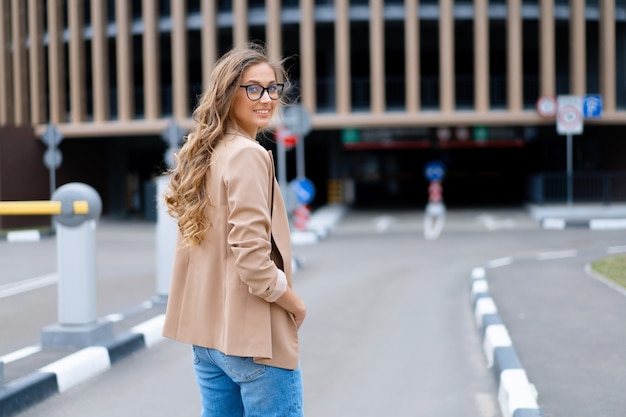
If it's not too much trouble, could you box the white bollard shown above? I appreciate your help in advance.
[41,183,112,349]
[155,175,178,301]
[56,219,97,325]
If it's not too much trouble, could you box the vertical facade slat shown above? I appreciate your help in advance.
[369,0,384,114]
[233,0,248,48]
[11,0,28,125]
[143,0,161,120]
[335,0,350,114]
[539,0,555,96]
[474,0,489,112]
[115,0,134,121]
[47,0,66,124]
[600,0,616,112]
[28,0,46,124]
[266,0,281,64]
[570,0,586,95]
[91,0,110,122]
[68,0,86,123]
[0,0,11,124]
[171,0,188,121]
[507,0,522,112]
[404,0,419,113]
[201,0,217,91]
[299,0,316,112]
[439,0,454,112]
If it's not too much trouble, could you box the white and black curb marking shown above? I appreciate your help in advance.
[542,217,626,230]
[471,267,544,417]
[0,314,166,417]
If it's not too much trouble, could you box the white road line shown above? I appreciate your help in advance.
[486,257,513,268]
[477,214,516,231]
[1,345,42,364]
[373,215,395,233]
[607,245,626,254]
[536,249,578,261]
[0,273,58,299]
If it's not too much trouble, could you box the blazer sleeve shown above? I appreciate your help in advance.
[223,144,287,302]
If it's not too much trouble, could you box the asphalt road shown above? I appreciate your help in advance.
[3,208,625,417]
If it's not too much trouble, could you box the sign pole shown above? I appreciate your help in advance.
[556,95,583,206]
[49,150,56,198]
[566,133,573,206]
[283,104,312,180]
[277,139,288,198]
[296,131,305,179]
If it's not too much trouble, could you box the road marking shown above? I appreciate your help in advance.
[1,345,42,364]
[373,215,395,233]
[477,214,516,230]
[475,392,499,417]
[0,273,57,299]
[536,249,577,261]
[487,257,513,268]
[607,245,626,254]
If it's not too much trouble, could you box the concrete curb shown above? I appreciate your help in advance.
[0,315,166,417]
[541,217,626,230]
[470,267,544,417]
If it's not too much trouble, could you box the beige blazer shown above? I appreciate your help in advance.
[162,135,298,370]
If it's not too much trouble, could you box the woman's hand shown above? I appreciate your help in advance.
[275,287,306,330]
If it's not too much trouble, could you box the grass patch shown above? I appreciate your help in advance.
[590,254,626,289]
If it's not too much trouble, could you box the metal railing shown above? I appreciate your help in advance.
[528,171,626,204]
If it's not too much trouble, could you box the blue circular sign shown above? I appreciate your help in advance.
[289,178,316,205]
[424,161,445,181]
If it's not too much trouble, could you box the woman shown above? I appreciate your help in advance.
[162,43,306,417]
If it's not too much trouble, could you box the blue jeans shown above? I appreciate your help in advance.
[192,345,304,417]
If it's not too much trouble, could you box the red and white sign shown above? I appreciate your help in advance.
[293,204,310,231]
[536,95,557,118]
[556,95,583,135]
[428,181,443,203]
[276,125,298,149]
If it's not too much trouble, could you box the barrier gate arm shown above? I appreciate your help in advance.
[0,200,89,216]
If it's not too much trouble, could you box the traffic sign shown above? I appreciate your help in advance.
[41,124,63,147]
[289,177,316,205]
[583,95,602,118]
[276,125,297,149]
[428,181,443,203]
[424,161,445,182]
[283,104,312,137]
[455,127,470,141]
[536,95,557,118]
[44,148,62,169]
[556,95,583,135]
[473,126,489,142]
[436,127,451,142]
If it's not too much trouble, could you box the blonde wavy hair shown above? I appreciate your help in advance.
[164,43,289,246]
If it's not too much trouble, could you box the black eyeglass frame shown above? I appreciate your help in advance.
[239,84,285,101]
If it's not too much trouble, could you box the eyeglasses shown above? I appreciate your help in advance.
[239,84,284,101]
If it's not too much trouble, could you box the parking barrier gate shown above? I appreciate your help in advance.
[0,183,112,352]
